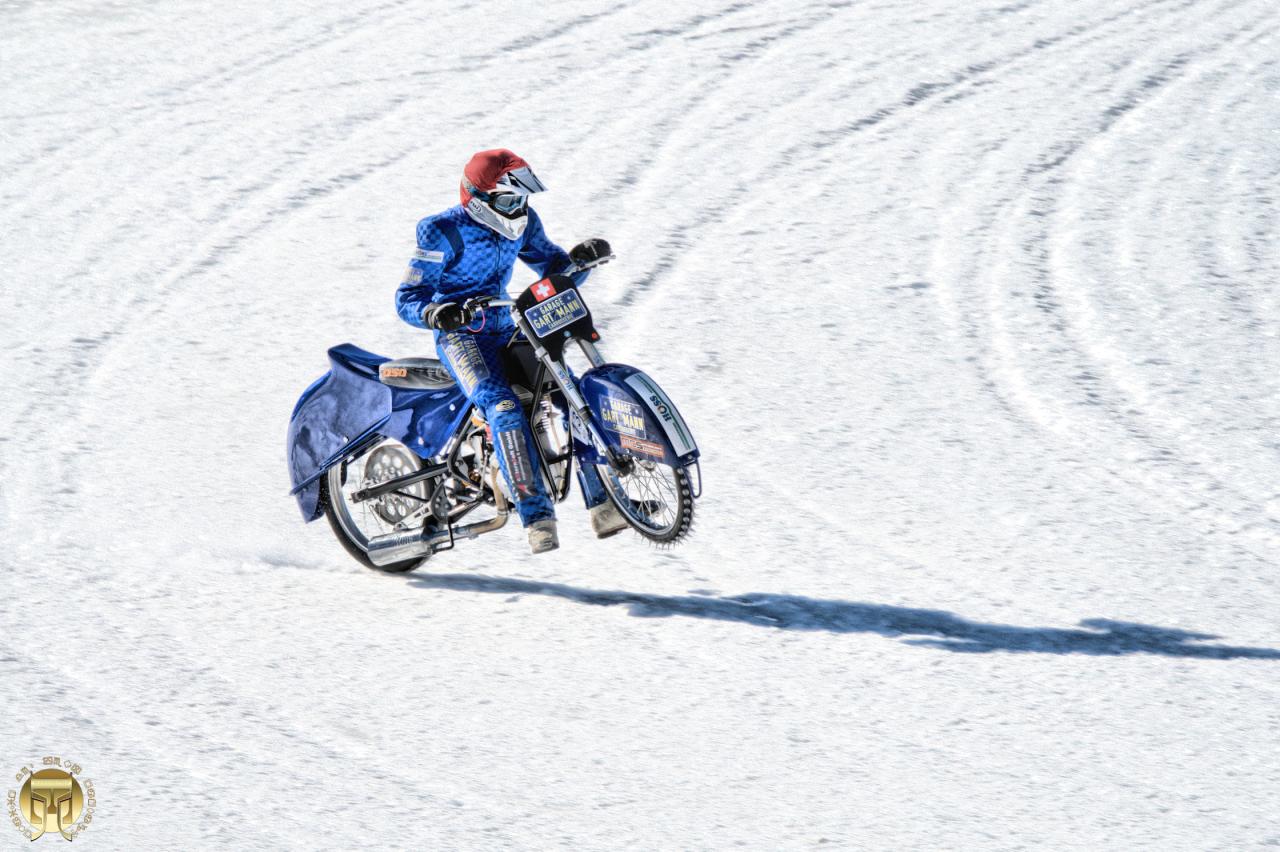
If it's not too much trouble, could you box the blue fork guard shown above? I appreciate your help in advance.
[572,363,699,469]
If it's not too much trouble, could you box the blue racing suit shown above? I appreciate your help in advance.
[396,205,591,527]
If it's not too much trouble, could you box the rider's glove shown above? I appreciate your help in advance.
[570,238,613,269]
[423,302,472,332]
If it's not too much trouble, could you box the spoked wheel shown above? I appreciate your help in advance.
[324,439,431,572]
[594,458,694,544]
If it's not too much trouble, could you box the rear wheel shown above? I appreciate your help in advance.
[323,439,430,573]
[594,458,694,544]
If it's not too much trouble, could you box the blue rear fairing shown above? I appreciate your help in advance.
[574,364,699,468]
[287,343,469,521]
[291,373,327,420]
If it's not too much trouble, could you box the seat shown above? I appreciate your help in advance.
[378,357,457,390]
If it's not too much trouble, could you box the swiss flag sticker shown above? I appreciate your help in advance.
[532,279,556,302]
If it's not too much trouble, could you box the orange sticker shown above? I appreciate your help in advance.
[620,435,664,458]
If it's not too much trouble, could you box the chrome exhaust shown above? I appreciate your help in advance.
[366,511,510,566]
[366,468,511,566]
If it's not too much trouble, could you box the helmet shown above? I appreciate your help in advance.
[459,149,547,240]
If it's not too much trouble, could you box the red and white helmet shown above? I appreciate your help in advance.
[459,149,548,240]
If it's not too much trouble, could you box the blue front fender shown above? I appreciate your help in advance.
[574,364,699,468]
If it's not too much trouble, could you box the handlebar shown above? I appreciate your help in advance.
[462,296,515,312]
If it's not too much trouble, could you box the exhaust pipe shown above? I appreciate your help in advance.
[367,468,511,566]
[366,511,510,566]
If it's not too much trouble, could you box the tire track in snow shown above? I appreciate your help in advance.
[607,0,894,316]
[974,0,1280,553]
[920,0,1206,407]
[1047,25,1280,542]
[611,0,1197,323]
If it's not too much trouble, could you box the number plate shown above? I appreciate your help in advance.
[525,289,588,338]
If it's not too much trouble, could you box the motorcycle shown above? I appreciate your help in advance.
[286,257,702,572]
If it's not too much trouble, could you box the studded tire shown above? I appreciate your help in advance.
[594,460,695,545]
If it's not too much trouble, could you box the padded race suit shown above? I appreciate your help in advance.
[395,204,599,527]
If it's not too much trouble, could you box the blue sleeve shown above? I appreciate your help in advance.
[395,220,454,328]
[518,208,589,286]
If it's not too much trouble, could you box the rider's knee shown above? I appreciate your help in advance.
[478,387,523,426]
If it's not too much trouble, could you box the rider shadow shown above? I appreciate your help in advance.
[404,572,1280,660]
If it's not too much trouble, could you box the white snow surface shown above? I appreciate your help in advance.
[3,1,1280,848]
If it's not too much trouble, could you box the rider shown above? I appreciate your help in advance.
[395,148,626,554]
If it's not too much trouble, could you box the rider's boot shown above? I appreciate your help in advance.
[528,519,559,554]
[589,501,629,539]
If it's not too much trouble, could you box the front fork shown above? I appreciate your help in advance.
[513,315,630,475]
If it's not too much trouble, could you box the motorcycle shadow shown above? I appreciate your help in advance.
[403,572,1280,660]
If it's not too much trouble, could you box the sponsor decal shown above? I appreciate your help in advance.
[525,289,588,338]
[497,428,537,498]
[624,373,696,456]
[7,757,96,842]
[601,396,648,439]
[413,248,445,263]
[620,434,664,458]
[401,266,424,285]
[495,399,516,412]
[379,366,408,379]
[440,334,489,395]
[531,279,556,302]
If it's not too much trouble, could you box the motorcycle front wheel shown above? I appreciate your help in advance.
[594,458,695,544]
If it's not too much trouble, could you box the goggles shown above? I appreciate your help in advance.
[474,188,529,214]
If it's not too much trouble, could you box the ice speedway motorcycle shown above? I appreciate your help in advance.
[287,258,701,572]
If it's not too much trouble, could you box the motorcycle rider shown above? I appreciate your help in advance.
[396,149,627,554]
